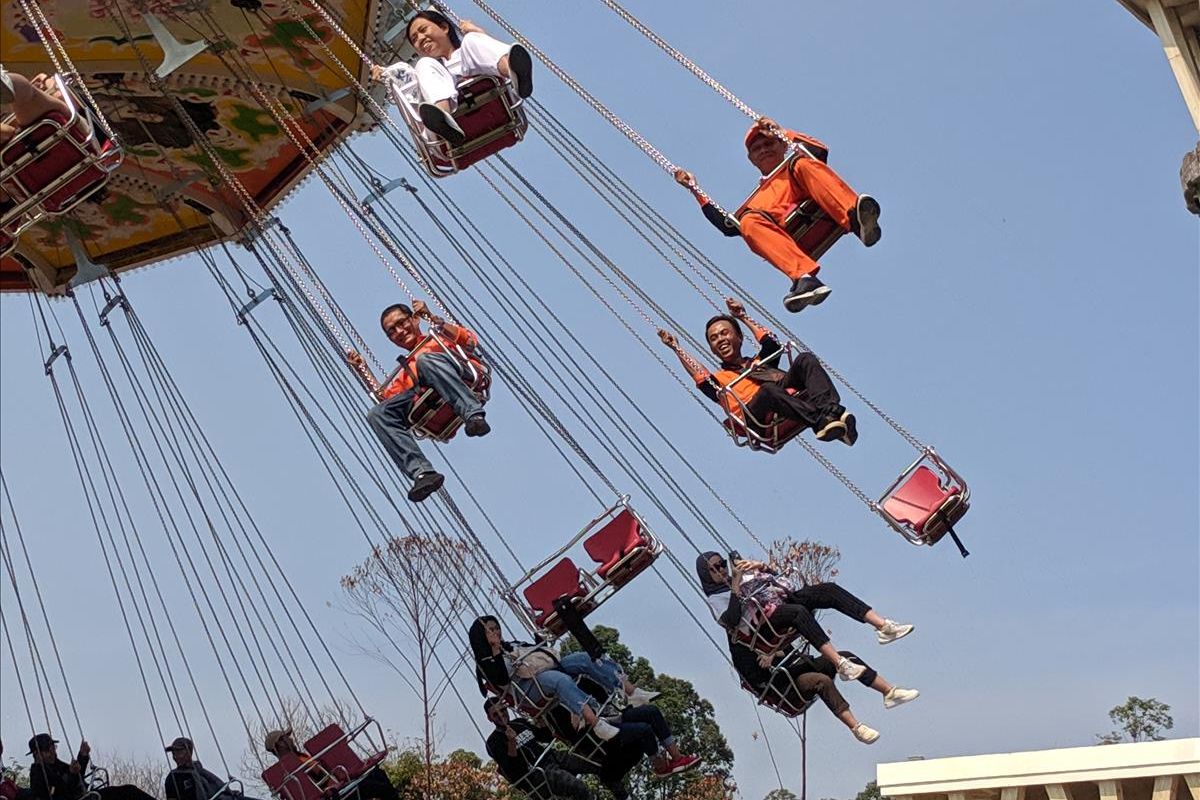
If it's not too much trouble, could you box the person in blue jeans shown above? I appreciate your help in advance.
[349,300,490,503]
[468,616,659,741]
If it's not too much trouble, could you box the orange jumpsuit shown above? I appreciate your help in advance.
[698,128,859,281]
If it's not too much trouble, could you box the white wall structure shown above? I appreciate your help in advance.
[878,738,1200,800]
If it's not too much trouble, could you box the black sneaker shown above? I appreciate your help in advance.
[848,195,882,247]
[840,410,858,446]
[814,415,847,442]
[783,275,832,313]
[407,471,445,502]
[508,44,534,99]
[464,414,491,437]
[418,102,466,146]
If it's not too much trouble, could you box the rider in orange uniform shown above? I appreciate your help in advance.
[674,117,881,313]
[658,298,857,445]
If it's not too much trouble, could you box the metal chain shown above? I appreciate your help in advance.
[18,0,120,143]
[450,0,732,216]
[104,0,375,372]
[598,0,757,120]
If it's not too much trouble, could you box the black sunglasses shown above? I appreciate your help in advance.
[709,559,727,571]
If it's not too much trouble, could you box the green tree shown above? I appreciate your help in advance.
[560,624,735,799]
[856,781,884,800]
[764,790,800,800]
[1097,697,1174,743]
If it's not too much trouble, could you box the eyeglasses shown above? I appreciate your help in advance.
[709,559,727,572]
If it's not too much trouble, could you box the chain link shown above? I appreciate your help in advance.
[18,0,120,143]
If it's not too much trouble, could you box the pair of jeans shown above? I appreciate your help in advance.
[763,582,872,648]
[620,705,675,749]
[366,351,484,479]
[517,653,623,716]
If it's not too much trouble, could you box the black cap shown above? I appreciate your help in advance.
[165,737,194,753]
[27,734,57,754]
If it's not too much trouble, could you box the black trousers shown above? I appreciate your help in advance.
[353,767,398,800]
[763,582,872,648]
[98,787,156,800]
[769,651,876,717]
[745,353,842,429]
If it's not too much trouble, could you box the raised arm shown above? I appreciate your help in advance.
[345,350,381,394]
[673,169,740,237]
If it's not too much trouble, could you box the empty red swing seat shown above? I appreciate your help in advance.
[303,724,386,786]
[881,465,968,544]
[523,558,592,636]
[582,509,657,586]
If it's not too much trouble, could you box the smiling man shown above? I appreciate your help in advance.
[674,117,881,313]
[658,298,857,445]
[358,300,489,502]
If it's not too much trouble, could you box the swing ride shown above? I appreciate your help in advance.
[0,0,981,796]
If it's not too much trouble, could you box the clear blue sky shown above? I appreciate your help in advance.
[1,2,1197,799]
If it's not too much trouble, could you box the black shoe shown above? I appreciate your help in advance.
[464,414,491,437]
[840,410,858,446]
[407,471,445,502]
[508,44,534,99]
[814,415,847,442]
[418,102,466,146]
[848,195,881,247]
[783,275,832,313]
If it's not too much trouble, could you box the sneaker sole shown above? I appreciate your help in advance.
[856,196,881,247]
[670,760,701,775]
[783,285,832,313]
[841,413,858,446]
[418,104,466,146]
[508,44,534,99]
[815,420,847,441]
[407,473,445,502]
[884,691,919,710]
[878,625,914,645]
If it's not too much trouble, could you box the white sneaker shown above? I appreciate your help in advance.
[884,687,919,709]
[592,719,620,741]
[876,619,914,645]
[852,723,880,744]
[836,657,867,682]
[627,687,661,707]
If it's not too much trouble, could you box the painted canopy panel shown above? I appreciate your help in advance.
[0,0,388,293]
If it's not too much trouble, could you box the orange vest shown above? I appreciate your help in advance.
[379,323,480,400]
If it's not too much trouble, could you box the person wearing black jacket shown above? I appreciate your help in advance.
[27,735,155,800]
[163,737,250,800]
[483,699,594,800]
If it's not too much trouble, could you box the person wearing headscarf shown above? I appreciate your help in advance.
[695,552,919,744]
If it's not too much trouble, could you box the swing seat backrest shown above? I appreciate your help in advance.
[881,465,966,541]
[408,388,463,441]
[582,509,656,585]
[262,755,325,800]
[304,725,386,787]
[523,557,590,633]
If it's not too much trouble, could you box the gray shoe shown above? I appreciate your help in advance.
[849,195,882,247]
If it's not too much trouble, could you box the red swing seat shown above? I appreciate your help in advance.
[521,558,595,637]
[262,754,327,800]
[1,75,122,241]
[303,723,387,788]
[717,342,808,454]
[423,76,528,177]
[375,331,492,443]
[877,452,971,555]
[582,508,658,586]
